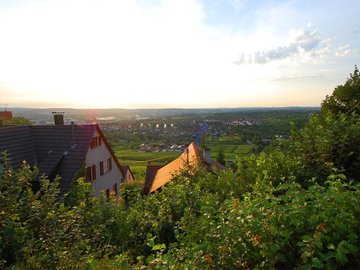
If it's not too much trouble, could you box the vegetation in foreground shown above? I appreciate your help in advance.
[0,67,360,269]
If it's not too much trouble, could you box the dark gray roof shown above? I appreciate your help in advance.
[0,124,97,194]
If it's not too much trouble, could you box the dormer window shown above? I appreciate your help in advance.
[90,136,102,149]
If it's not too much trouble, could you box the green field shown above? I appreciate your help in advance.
[111,135,253,181]
[206,136,252,161]
[114,148,179,165]
[113,146,179,181]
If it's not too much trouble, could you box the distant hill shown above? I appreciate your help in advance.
[9,107,320,123]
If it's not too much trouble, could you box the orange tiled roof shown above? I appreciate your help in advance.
[144,164,165,190]
[149,142,200,193]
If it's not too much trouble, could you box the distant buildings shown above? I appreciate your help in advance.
[139,143,186,153]
[0,113,131,197]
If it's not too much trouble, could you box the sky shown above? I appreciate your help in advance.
[0,0,359,109]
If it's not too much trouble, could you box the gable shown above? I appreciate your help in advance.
[94,125,126,178]
[149,143,200,193]
[85,126,126,196]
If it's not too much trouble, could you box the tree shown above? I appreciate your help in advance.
[290,113,360,182]
[321,66,360,115]
[3,116,32,125]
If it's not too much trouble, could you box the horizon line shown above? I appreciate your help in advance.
[6,105,321,111]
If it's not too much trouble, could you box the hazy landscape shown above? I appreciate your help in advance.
[9,106,319,122]
[1,0,360,269]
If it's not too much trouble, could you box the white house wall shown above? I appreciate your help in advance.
[85,129,123,197]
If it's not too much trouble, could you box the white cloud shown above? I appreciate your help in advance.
[335,45,356,57]
[234,25,330,65]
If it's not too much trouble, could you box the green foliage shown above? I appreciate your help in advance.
[170,176,360,269]
[0,160,116,269]
[1,154,360,269]
[121,183,142,207]
[322,65,360,115]
[239,112,360,186]
[216,150,226,166]
[3,116,32,125]
[290,113,360,182]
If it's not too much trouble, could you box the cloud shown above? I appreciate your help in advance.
[233,53,246,65]
[234,26,328,65]
[0,0,356,108]
[271,74,323,82]
[335,45,356,57]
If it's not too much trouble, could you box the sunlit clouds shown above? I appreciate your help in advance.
[0,0,359,108]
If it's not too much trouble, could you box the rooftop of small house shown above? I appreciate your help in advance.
[145,142,226,193]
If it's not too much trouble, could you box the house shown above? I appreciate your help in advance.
[144,142,225,193]
[144,163,165,192]
[0,112,126,197]
[0,110,13,125]
[120,165,135,184]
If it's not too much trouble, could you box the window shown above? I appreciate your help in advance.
[107,158,112,171]
[90,136,102,149]
[86,165,97,181]
[99,158,112,176]
[100,161,104,176]
[90,137,97,148]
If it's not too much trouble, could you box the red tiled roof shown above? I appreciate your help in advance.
[146,143,227,193]
[144,164,164,191]
[0,111,13,120]
[149,142,201,193]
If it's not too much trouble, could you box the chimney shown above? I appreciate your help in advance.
[203,149,212,164]
[52,112,65,125]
